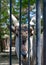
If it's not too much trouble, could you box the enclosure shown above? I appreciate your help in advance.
[0,0,46,65]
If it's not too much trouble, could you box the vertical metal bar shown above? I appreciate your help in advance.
[28,0,30,65]
[10,0,12,65]
[43,0,46,65]
[19,0,22,65]
[0,0,1,24]
[0,0,1,52]
[0,0,1,25]
[0,0,1,20]
[36,0,41,65]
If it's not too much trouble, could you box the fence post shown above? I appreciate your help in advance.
[10,0,12,65]
[43,0,46,65]
[36,0,41,65]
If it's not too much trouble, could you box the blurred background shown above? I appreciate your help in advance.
[0,0,43,65]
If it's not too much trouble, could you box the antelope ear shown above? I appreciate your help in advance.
[12,14,19,27]
[30,27,34,36]
[7,24,16,33]
[8,10,19,27]
[14,26,19,37]
[11,26,16,30]
[11,25,16,33]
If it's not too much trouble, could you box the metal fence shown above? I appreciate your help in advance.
[9,0,42,65]
[43,0,46,65]
[0,0,46,65]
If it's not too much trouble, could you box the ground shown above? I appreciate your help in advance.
[0,33,43,65]
[0,55,19,65]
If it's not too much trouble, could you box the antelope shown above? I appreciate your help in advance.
[8,10,36,65]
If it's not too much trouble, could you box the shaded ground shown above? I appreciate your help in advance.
[0,34,43,65]
[0,55,19,65]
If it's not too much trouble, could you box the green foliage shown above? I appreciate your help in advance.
[0,0,35,40]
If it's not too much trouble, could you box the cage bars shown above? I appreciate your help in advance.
[36,0,41,65]
[43,0,46,65]
[10,0,12,65]
[28,0,30,65]
[19,0,22,65]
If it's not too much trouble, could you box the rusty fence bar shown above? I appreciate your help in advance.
[43,0,46,65]
[36,0,41,65]
[10,0,12,65]
[28,0,30,65]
